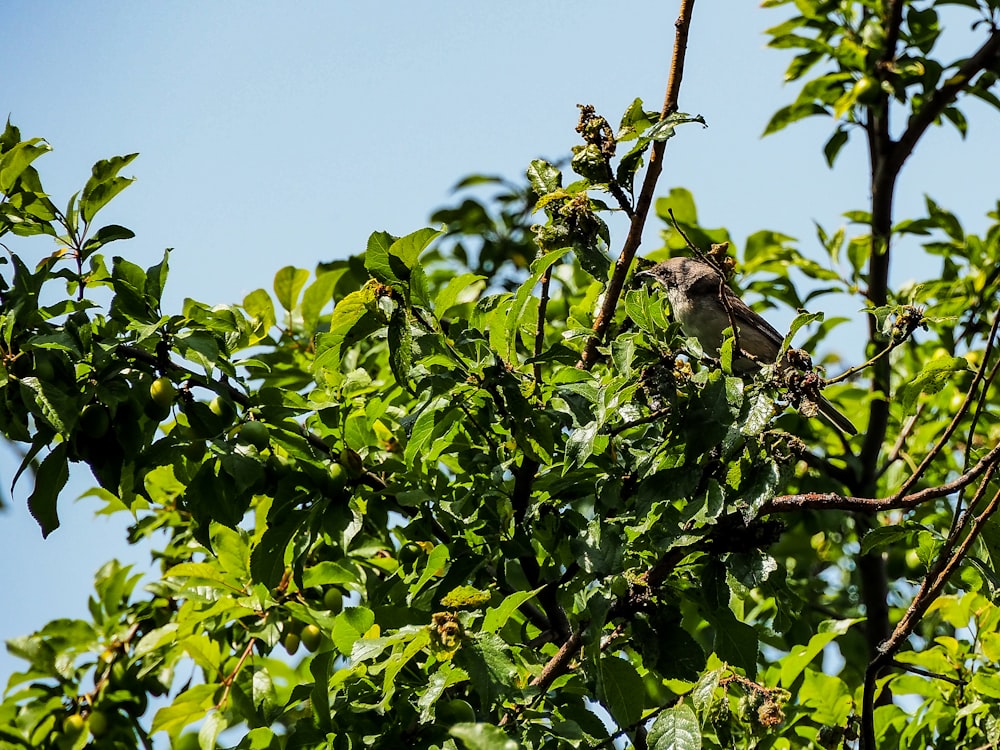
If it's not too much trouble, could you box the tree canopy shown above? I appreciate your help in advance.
[4,2,1000,749]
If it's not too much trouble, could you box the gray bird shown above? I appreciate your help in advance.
[638,256,857,435]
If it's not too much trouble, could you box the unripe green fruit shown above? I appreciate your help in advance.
[80,403,111,438]
[238,420,269,450]
[182,437,207,463]
[283,632,301,655]
[854,75,880,105]
[89,709,110,737]
[323,587,343,613]
[62,713,86,736]
[209,395,236,423]
[301,624,322,652]
[436,698,476,724]
[327,462,347,492]
[149,377,175,408]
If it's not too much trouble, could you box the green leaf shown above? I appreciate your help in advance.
[243,288,276,342]
[461,633,517,706]
[526,159,561,195]
[861,525,916,555]
[0,138,51,192]
[450,723,520,750]
[899,356,968,415]
[691,668,723,717]
[310,651,334,731]
[389,227,441,278]
[300,269,342,333]
[364,230,400,285]
[779,619,860,688]
[249,515,300,587]
[505,247,571,361]
[388,305,413,390]
[972,671,1000,699]
[303,560,360,588]
[379,627,432,707]
[482,587,543,633]
[564,421,599,471]
[80,153,138,223]
[151,683,217,736]
[781,310,824,354]
[646,112,707,142]
[798,669,853,725]
[111,255,152,321]
[762,102,828,136]
[596,655,645,729]
[433,272,487,315]
[81,224,135,258]
[412,544,450,597]
[198,712,228,750]
[332,607,376,656]
[145,248,171,307]
[648,703,701,750]
[823,127,849,167]
[711,613,759,678]
[273,266,310,313]
[27,442,69,538]
[18,377,79,435]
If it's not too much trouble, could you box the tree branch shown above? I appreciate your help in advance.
[891,311,1000,501]
[891,29,1000,177]
[861,479,1000,747]
[761,438,1000,514]
[577,0,697,369]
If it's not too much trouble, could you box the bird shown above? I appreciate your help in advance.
[638,256,857,435]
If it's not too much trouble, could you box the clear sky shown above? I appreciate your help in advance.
[1,2,998,683]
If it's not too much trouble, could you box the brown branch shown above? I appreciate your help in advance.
[862,479,1000,745]
[879,0,906,69]
[891,29,1000,177]
[891,311,1000,502]
[761,439,1000,514]
[889,660,966,687]
[531,626,585,692]
[500,625,588,728]
[216,637,258,709]
[533,268,552,388]
[874,406,922,481]
[856,37,1000,740]
[577,0,697,369]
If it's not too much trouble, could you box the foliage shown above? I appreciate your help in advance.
[3,2,1000,749]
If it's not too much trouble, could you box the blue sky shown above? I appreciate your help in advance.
[1,2,998,683]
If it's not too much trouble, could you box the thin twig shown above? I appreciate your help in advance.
[533,268,553,388]
[890,659,966,687]
[577,0,697,369]
[862,481,1000,746]
[216,637,258,709]
[761,439,1000,513]
[823,335,905,385]
[891,311,1000,501]
[891,29,1000,176]
[953,326,1000,526]
[874,405,923,481]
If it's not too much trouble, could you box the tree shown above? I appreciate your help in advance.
[3,1,1000,748]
